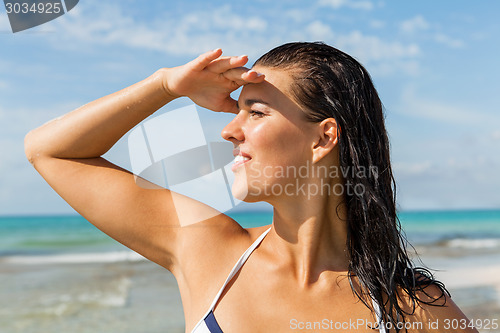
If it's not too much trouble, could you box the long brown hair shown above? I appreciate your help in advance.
[254,42,448,331]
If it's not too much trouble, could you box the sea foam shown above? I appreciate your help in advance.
[2,250,146,265]
[446,238,500,249]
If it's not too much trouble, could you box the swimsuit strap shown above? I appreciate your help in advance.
[207,227,272,311]
[371,297,387,333]
[191,227,271,333]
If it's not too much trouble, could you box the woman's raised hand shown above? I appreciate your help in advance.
[161,49,265,113]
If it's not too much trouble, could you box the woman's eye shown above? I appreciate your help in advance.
[249,110,266,118]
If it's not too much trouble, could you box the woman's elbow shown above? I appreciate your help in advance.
[24,130,41,166]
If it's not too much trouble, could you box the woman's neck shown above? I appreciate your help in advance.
[266,191,349,287]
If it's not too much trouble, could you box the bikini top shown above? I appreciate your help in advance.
[191,227,387,333]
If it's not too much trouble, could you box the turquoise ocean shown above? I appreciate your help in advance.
[1,210,500,332]
[1,209,500,264]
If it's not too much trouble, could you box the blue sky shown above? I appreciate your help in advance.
[0,0,499,215]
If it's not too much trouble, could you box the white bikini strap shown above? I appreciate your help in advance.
[207,227,272,311]
[371,298,387,333]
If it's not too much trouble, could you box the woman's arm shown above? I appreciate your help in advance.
[25,72,170,161]
[24,49,264,271]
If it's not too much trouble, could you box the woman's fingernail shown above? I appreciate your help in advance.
[249,70,263,77]
[250,69,264,77]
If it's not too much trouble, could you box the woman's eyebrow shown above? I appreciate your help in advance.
[236,99,271,110]
[244,99,271,107]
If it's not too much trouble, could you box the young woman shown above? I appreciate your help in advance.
[25,42,476,332]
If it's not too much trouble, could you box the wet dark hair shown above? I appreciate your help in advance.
[254,42,448,331]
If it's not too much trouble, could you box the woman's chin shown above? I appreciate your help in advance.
[232,187,268,204]
[231,186,250,202]
[231,183,260,203]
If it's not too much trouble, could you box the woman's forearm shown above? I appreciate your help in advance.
[25,69,174,163]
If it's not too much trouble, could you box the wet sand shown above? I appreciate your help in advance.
[0,260,185,333]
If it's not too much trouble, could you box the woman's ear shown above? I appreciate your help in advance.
[312,118,339,164]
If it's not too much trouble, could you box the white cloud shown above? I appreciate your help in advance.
[392,141,500,210]
[45,3,271,58]
[306,20,335,40]
[37,3,422,77]
[49,4,167,50]
[393,161,432,176]
[0,102,96,214]
[397,85,497,125]
[0,102,81,141]
[318,0,374,10]
[368,59,420,77]
[434,33,465,49]
[334,30,420,62]
[293,27,421,76]
[399,15,430,34]
[399,16,465,49]
[492,130,500,140]
[370,20,385,29]
[394,155,500,210]
[285,9,311,23]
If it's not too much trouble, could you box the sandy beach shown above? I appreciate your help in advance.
[1,249,499,333]
[418,250,500,333]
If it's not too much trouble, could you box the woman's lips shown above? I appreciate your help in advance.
[232,155,251,171]
[231,149,252,172]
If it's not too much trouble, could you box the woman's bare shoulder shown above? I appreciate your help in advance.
[398,281,478,333]
[177,219,271,277]
[173,216,271,320]
[173,214,249,268]
[173,215,273,282]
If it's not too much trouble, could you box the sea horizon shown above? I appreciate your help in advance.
[1,208,499,261]
[2,206,500,217]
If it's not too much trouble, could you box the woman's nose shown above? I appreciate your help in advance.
[221,113,245,143]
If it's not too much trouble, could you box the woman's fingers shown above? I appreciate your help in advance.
[190,49,265,83]
[243,69,266,82]
[171,49,266,113]
[207,55,249,73]
[189,48,248,73]
[190,48,223,71]
[222,68,266,85]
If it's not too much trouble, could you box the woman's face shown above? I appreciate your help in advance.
[221,66,319,203]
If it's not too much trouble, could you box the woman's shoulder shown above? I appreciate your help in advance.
[173,214,250,268]
[397,277,477,333]
[173,216,271,322]
[171,214,270,287]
